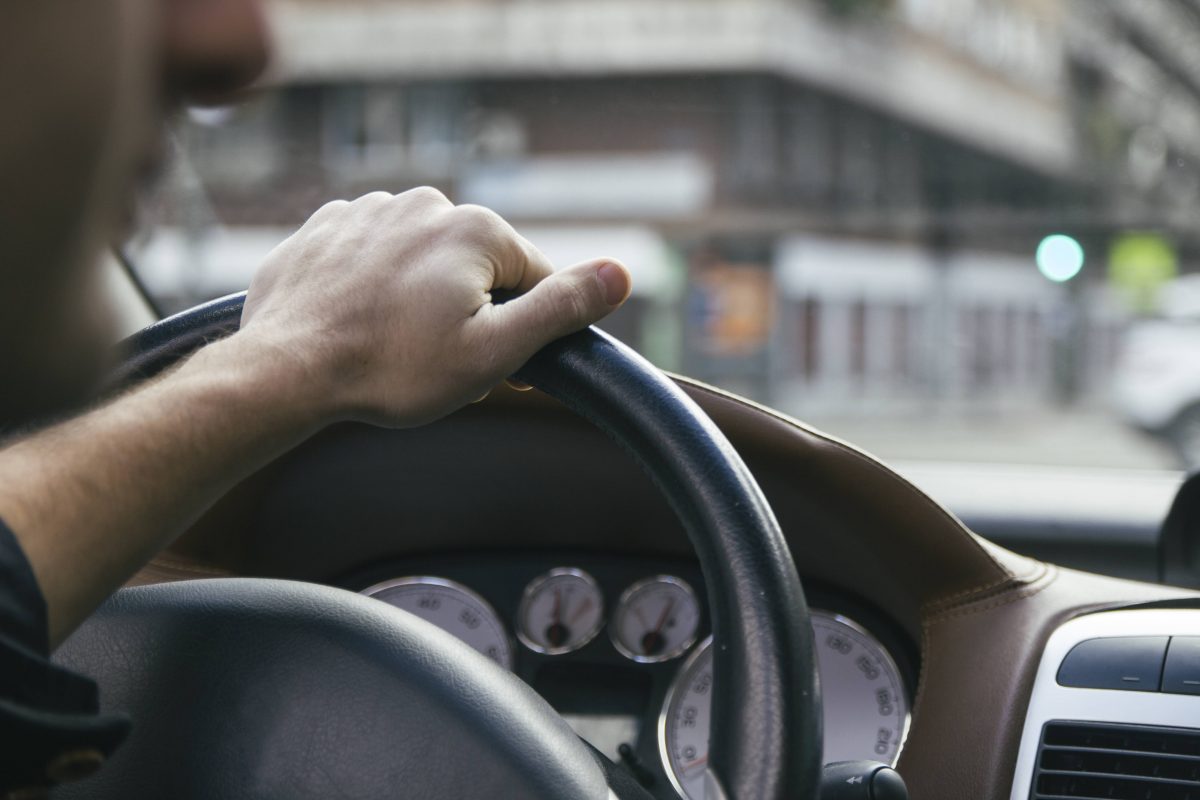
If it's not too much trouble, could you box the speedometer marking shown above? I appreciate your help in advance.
[360,576,513,670]
[658,611,910,799]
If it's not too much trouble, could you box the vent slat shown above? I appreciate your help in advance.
[1040,768,1200,787]
[1042,745,1200,765]
[1032,722,1200,800]
[1041,750,1200,781]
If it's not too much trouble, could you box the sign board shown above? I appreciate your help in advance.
[1109,233,1178,313]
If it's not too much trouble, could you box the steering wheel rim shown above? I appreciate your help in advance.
[86,291,822,799]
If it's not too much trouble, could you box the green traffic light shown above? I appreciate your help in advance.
[1036,234,1085,283]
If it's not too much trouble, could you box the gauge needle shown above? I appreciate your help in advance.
[552,588,563,624]
[682,755,708,773]
[654,598,676,634]
[570,597,593,624]
[639,598,677,656]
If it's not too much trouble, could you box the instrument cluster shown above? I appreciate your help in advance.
[354,557,914,800]
[363,569,702,668]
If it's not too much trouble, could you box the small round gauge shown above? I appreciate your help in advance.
[517,568,605,655]
[659,611,910,800]
[610,575,701,663]
[361,576,513,669]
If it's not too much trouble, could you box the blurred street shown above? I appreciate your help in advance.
[805,409,1180,471]
[129,0,1200,470]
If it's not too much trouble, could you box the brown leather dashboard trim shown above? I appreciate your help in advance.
[670,375,1042,606]
[900,565,1195,800]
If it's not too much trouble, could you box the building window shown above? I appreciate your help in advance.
[800,297,821,381]
[323,84,408,171]
[184,94,281,184]
[892,304,913,383]
[849,299,868,381]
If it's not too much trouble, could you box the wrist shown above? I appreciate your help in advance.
[178,331,343,433]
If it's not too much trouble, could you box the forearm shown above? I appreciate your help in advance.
[0,333,329,647]
[0,187,628,651]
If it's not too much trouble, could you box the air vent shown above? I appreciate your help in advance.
[1032,721,1200,799]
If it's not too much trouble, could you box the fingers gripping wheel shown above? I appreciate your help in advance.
[74,292,822,799]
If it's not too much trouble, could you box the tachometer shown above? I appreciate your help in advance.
[659,610,909,799]
[517,568,605,655]
[611,575,701,663]
[361,576,513,669]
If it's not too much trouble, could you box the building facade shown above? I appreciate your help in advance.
[132,0,1200,418]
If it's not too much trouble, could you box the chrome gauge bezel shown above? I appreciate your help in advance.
[657,634,716,800]
[657,609,912,800]
[610,574,701,664]
[360,575,514,670]
[516,567,605,655]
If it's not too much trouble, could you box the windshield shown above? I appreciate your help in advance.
[128,0,1199,472]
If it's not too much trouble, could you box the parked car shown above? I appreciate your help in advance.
[1115,275,1200,468]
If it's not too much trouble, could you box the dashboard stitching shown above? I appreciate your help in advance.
[922,574,1030,613]
[977,538,1046,584]
[904,565,1059,767]
[922,560,1051,616]
[924,564,1057,625]
[909,609,937,749]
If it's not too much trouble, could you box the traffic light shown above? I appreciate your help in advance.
[1036,234,1085,283]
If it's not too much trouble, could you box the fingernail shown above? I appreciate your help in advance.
[597,262,630,306]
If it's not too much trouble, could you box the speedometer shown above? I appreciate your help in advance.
[361,576,513,669]
[659,610,909,799]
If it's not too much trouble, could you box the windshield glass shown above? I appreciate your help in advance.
[128,0,1199,472]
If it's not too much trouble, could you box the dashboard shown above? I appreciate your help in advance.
[342,554,917,799]
[152,376,1200,799]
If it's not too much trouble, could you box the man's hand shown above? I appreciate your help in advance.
[239,187,631,427]
[0,189,630,645]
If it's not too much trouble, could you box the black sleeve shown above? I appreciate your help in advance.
[0,519,129,794]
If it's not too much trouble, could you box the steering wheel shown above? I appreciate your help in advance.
[54,292,821,799]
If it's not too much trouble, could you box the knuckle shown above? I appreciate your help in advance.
[454,204,505,236]
[356,190,394,205]
[404,185,450,206]
[311,198,350,219]
[453,205,519,258]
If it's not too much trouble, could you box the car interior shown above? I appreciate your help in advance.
[40,2,1200,798]
[46,283,1200,800]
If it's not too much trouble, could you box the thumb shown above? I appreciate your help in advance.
[487,258,632,364]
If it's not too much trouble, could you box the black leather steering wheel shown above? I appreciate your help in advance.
[54,292,821,799]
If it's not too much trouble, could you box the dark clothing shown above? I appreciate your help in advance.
[0,519,128,794]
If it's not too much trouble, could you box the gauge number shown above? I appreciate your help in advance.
[361,576,513,669]
[659,610,908,799]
